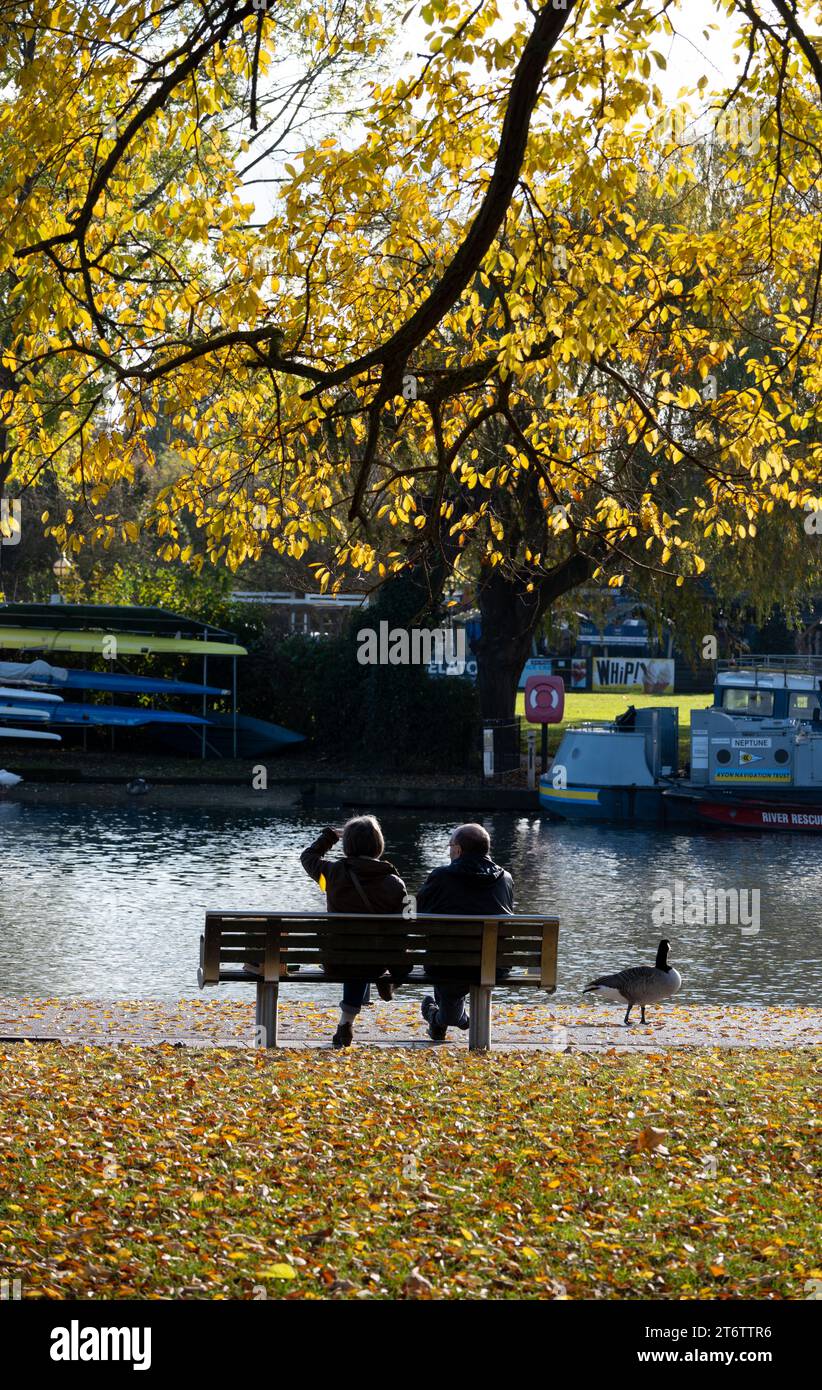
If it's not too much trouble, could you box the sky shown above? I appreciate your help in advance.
[241,0,750,223]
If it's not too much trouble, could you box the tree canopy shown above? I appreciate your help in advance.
[0,0,820,642]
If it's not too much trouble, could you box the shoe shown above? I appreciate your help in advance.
[376,974,395,1002]
[455,1013,470,1031]
[421,996,447,1042]
[332,1022,354,1049]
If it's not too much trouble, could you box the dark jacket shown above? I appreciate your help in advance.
[300,827,407,913]
[416,853,514,984]
[416,854,514,917]
[300,827,408,979]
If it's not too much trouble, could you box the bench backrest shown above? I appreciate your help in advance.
[200,913,559,990]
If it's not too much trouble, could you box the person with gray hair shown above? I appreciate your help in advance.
[415,822,514,1040]
[300,815,408,1047]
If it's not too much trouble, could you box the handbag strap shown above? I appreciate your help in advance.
[346,865,374,911]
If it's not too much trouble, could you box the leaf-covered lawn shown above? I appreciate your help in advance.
[0,1046,818,1300]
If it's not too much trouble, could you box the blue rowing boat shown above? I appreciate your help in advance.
[58,671,228,697]
[153,712,305,757]
[4,701,211,729]
[0,658,228,697]
[0,726,61,742]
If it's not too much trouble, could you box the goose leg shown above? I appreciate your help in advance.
[640,1005,647,1024]
[623,1003,633,1026]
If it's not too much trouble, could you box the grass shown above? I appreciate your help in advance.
[515,691,710,763]
[0,1045,818,1300]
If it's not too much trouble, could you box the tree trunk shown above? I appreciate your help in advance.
[473,551,594,722]
[473,569,537,720]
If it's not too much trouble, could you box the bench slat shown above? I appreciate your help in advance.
[208,914,554,926]
[216,936,490,956]
[218,953,545,971]
[215,930,543,946]
[208,913,545,921]
[215,968,546,986]
[212,930,554,938]
[213,921,489,937]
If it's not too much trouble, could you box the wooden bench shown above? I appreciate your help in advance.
[198,912,559,1051]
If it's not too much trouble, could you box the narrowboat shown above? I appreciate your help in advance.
[539,656,822,832]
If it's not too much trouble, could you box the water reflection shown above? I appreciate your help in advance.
[0,803,819,1004]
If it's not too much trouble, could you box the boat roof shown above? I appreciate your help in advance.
[0,603,237,641]
[717,672,820,689]
[715,656,822,690]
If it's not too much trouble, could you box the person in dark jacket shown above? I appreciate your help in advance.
[415,822,514,1040]
[300,815,408,1048]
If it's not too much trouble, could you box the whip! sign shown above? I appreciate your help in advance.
[592,657,674,694]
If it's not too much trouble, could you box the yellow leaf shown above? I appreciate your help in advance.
[258,1264,296,1280]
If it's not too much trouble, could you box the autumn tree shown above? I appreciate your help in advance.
[1,0,821,721]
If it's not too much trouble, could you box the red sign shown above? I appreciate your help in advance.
[696,800,822,831]
[524,674,565,724]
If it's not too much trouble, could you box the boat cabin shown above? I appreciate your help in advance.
[714,656,822,722]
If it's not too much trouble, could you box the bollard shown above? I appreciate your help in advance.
[527,728,537,788]
[483,726,494,779]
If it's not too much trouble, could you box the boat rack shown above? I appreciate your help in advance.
[0,602,244,759]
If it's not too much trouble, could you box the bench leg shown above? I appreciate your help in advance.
[469,985,492,1051]
[255,981,279,1049]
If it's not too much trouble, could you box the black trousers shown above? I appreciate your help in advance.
[428,966,511,1027]
[432,984,470,1026]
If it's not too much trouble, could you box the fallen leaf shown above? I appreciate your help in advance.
[631,1126,668,1153]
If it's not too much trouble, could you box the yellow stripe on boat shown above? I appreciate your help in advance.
[0,627,247,658]
[539,786,601,802]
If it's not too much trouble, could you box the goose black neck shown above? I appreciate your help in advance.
[655,940,670,970]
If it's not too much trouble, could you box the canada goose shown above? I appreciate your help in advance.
[583,938,682,1025]
[0,769,22,791]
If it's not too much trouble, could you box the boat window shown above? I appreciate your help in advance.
[721,688,774,716]
[789,693,821,719]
